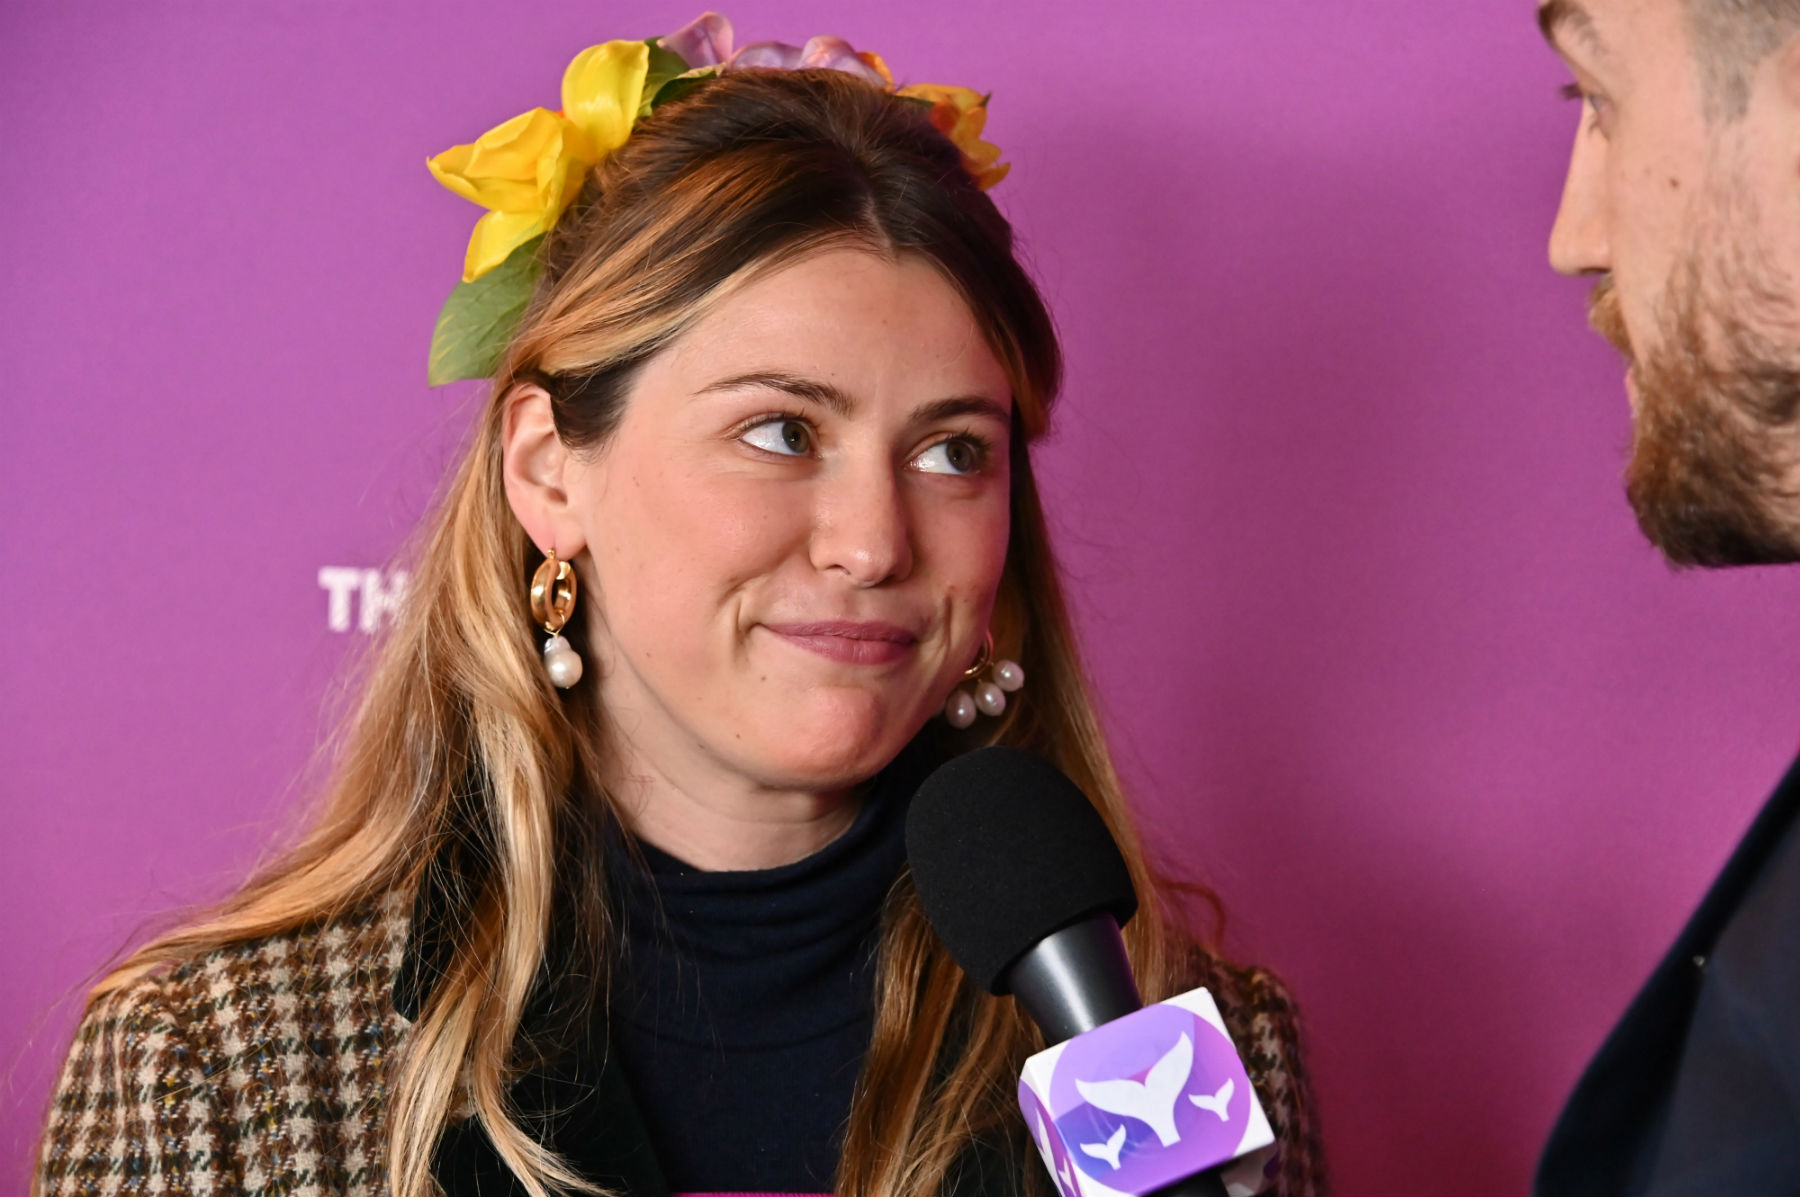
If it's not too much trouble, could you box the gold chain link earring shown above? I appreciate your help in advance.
[530,549,582,689]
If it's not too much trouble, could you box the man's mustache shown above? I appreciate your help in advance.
[1588,276,1633,358]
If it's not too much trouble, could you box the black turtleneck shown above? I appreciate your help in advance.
[604,740,930,1193]
[415,740,945,1196]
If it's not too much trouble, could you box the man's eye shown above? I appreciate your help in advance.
[1559,82,1610,128]
[914,436,986,475]
[742,418,814,456]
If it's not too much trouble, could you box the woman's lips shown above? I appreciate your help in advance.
[762,621,918,665]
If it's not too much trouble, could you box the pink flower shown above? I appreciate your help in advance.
[727,39,803,70]
[662,11,733,68]
[727,35,887,86]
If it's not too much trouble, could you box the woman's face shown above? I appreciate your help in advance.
[562,248,1014,793]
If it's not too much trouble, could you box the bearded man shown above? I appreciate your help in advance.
[1536,0,1800,1193]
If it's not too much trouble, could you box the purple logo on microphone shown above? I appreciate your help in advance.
[1031,1000,1257,1194]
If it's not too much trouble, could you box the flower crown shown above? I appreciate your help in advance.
[424,11,1007,385]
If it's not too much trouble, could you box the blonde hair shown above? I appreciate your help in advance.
[63,70,1211,1197]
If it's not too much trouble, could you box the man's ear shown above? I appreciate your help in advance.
[501,384,587,559]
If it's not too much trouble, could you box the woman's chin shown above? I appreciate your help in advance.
[745,687,928,787]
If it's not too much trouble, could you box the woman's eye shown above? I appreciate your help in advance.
[741,418,814,457]
[914,437,985,476]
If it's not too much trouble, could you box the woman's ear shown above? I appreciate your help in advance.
[501,384,587,558]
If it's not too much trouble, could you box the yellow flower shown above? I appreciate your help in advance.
[427,108,591,282]
[561,40,650,155]
[857,51,894,88]
[427,40,649,282]
[898,83,1009,191]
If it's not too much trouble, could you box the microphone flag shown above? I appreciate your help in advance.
[1018,986,1277,1197]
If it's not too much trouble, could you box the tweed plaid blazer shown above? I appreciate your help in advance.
[37,892,1327,1197]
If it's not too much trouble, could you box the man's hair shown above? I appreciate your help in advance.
[1688,0,1800,118]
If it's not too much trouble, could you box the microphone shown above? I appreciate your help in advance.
[906,747,1274,1197]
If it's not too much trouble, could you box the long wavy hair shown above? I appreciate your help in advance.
[64,70,1211,1197]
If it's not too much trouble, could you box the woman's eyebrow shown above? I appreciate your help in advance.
[912,395,1011,425]
[698,372,1010,425]
[700,371,854,415]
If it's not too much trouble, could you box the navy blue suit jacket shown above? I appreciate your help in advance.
[1537,756,1800,1196]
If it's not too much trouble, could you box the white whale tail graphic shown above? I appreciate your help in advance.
[1189,1076,1234,1121]
[1079,1125,1127,1170]
[1074,1032,1194,1147]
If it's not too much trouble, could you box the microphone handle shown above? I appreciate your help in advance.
[1152,1168,1230,1197]
[1006,914,1141,1041]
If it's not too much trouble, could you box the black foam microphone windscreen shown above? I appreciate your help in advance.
[905,746,1138,994]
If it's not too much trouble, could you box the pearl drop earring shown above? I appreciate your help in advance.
[944,631,1025,729]
[529,549,583,689]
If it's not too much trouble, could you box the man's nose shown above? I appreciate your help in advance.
[809,465,915,588]
[1548,126,1610,277]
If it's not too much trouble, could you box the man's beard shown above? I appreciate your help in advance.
[1591,216,1800,566]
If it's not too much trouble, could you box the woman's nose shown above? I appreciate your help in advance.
[808,464,915,587]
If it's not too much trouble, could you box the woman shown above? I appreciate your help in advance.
[36,15,1324,1197]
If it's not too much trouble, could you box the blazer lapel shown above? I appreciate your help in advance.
[1536,755,1800,1197]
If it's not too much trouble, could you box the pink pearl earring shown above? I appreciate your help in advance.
[944,631,1024,729]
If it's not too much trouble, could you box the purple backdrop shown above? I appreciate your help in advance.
[8,2,1800,1194]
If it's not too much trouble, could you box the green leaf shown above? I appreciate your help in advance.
[648,66,718,113]
[638,38,692,116]
[427,236,544,386]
